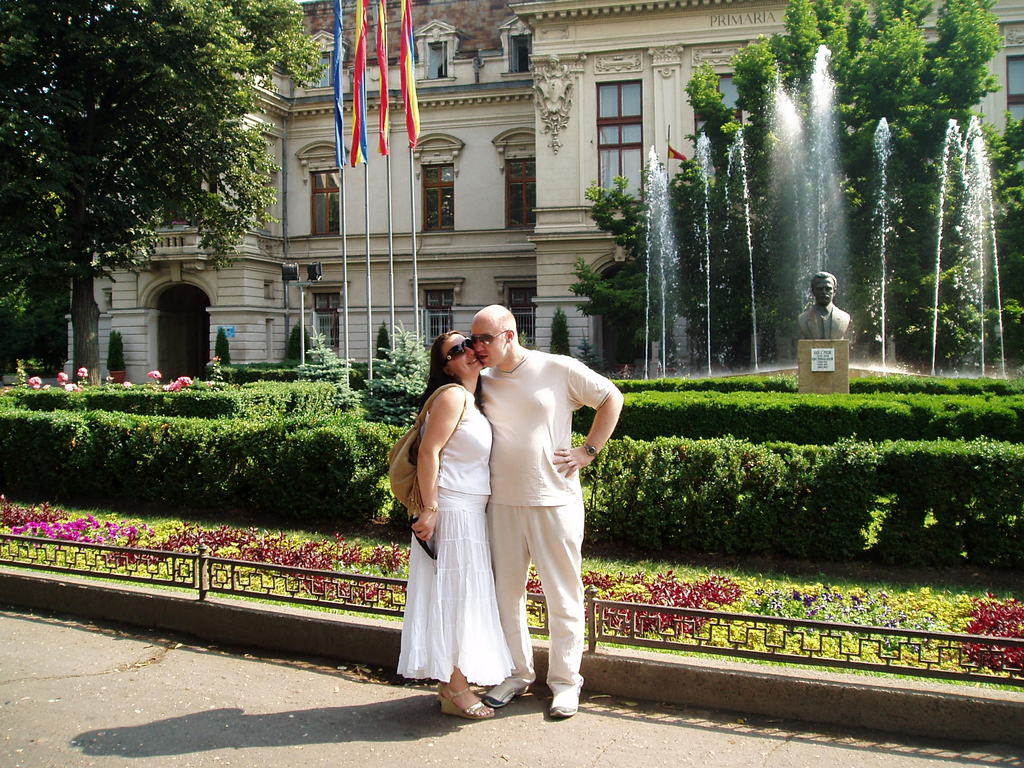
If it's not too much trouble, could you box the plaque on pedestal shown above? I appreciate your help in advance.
[798,339,849,394]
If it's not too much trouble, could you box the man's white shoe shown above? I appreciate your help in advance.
[481,678,530,708]
[548,688,579,719]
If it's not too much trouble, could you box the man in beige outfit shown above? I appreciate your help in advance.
[470,305,623,719]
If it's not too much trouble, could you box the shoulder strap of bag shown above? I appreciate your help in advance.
[411,383,468,459]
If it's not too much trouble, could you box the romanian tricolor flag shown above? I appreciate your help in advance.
[376,0,390,156]
[399,0,420,148]
[332,0,346,168]
[350,0,369,166]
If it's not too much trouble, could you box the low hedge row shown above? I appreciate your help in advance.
[587,436,1024,567]
[0,408,399,519]
[1,407,1021,567]
[575,391,1024,443]
[2,382,340,420]
[219,362,368,390]
[613,374,1024,395]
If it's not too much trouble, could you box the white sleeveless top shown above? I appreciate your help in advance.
[427,389,492,496]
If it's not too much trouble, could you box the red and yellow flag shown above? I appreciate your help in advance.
[350,0,369,166]
[376,0,390,156]
[399,0,420,149]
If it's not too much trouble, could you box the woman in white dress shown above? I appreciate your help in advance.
[398,331,513,719]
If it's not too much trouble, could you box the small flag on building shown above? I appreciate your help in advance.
[668,144,687,161]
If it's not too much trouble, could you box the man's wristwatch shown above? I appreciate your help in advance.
[584,444,599,457]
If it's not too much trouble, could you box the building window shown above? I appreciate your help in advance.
[510,35,531,73]
[425,289,454,338]
[422,164,455,230]
[1010,57,1024,121]
[311,170,339,235]
[316,51,333,89]
[506,159,536,228]
[696,74,740,134]
[597,81,642,194]
[313,292,340,347]
[508,286,536,344]
[427,42,447,79]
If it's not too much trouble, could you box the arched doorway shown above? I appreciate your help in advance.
[157,285,210,379]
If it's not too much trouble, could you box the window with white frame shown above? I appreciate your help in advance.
[425,289,454,339]
[1010,57,1024,121]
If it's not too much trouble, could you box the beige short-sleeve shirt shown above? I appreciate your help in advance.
[481,350,618,506]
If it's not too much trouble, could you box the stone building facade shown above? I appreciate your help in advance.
[92,0,1024,381]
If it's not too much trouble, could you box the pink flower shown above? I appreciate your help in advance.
[147,370,162,380]
[176,376,193,387]
[27,376,42,389]
[56,372,69,384]
[64,383,77,392]
[42,384,51,390]
[122,381,133,388]
[76,367,88,379]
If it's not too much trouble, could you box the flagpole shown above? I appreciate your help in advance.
[340,169,350,363]
[364,167,373,379]
[666,124,671,168]
[409,145,419,338]
[386,153,395,348]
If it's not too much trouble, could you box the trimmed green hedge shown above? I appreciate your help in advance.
[2,382,340,420]
[0,408,398,519]
[1,407,1022,567]
[576,391,1024,443]
[613,374,1024,395]
[585,436,1024,567]
[219,361,368,390]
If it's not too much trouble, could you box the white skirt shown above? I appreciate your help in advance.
[397,488,513,685]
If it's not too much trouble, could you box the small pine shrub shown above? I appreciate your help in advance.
[576,336,603,371]
[297,335,361,411]
[550,308,570,355]
[363,327,428,425]
[376,323,391,354]
[215,327,231,365]
[107,331,125,371]
[286,324,311,360]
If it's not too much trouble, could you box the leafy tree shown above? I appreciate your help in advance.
[0,1,321,383]
[549,308,571,355]
[363,328,428,425]
[214,327,231,365]
[0,283,67,373]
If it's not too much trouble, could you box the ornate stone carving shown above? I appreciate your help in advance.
[533,56,582,154]
[1005,24,1024,45]
[693,46,740,67]
[649,45,685,67]
[595,52,642,74]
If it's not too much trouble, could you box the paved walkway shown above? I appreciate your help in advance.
[1,607,1020,768]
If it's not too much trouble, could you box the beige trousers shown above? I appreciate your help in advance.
[487,500,585,695]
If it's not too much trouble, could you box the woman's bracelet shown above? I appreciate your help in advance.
[421,505,439,515]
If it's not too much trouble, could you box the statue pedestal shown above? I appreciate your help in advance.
[798,339,849,394]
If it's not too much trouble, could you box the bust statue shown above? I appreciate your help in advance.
[797,271,851,340]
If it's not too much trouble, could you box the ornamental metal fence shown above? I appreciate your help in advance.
[2,533,1022,687]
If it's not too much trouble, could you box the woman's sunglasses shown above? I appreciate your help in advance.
[444,339,470,361]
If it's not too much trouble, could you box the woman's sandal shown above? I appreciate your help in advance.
[438,684,495,720]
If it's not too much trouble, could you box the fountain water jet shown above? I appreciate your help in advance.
[696,133,714,375]
[642,146,679,378]
[726,126,760,370]
[872,118,893,369]
[931,119,960,376]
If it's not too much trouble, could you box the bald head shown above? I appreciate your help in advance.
[471,304,521,370]
[474,304,517,332]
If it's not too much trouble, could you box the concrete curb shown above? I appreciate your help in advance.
[2,567,1022,746]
